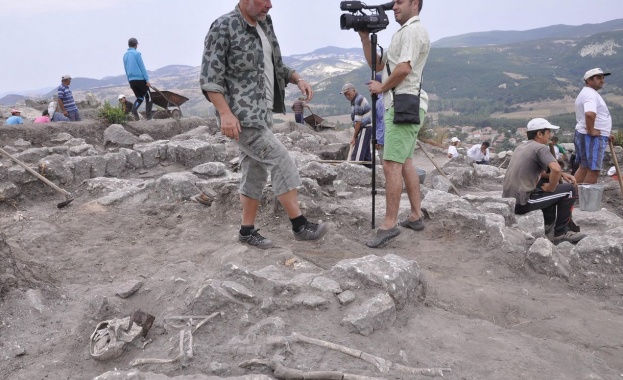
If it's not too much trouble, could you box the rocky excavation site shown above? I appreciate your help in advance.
[1,116,623,380]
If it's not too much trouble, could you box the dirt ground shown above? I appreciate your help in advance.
[1,120,623,380]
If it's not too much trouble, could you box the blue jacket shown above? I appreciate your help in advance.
[123,48,149,82]
[6,116,23,125]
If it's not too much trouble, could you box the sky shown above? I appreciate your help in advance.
[2,0,623,94]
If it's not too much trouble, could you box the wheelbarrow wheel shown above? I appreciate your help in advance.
[171,109,182,121]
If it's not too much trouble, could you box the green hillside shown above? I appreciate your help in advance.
[432,19,623,48]
[311,30,623,132]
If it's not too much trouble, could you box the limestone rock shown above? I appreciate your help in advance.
[104,124,139,148]
[526,238,570,280]
[299,161,337,185]
[116,280,143,298]
[342,292,396,336]
[153,172,201,201]
[330,254,424,309]
[192,162,226,177]
[38,154,73,184]
[133,140,168,168]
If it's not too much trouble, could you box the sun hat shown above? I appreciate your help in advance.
[340,83,356,94]
[10,109,21,114]
[583,68,611,81]
[527,118,560,131]
[118,94,126,100]
[61,74,72,80]
[451,137,460,143]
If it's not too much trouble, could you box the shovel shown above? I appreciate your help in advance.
[609,139,623,197]
[0,147,74,208]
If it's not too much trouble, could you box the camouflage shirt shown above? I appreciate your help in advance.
[200,5,294,129]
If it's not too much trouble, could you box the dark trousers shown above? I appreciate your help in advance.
[295,113,303,124]
[129,80,153,120]
[515,183,576,235]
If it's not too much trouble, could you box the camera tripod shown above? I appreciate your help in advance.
[369,32,380,229]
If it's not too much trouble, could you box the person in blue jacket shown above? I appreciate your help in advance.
[6,109,24,125]
[123,37,153,120]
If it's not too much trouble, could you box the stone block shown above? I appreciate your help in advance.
[0,182,19,201]
[343,293,396,336]
[118,148,143,169]
[526,238,570,280]
[104,153,127,177]
[39,154,73,184]
[68,156,107,182]
[104,124,139,148]
[167,140,215,168]
[153,172,201,201]
[133,141,169,168]
[330,254,423,309]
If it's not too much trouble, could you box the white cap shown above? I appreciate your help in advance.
[61,74,72,80]
[583,68,611,81]
[340,83,356,94]
[118,94,126,100]
[608,166,617,176]
[527,118,560,131]
[451,137,460,143]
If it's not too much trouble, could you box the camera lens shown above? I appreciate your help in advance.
[340,14,354,30]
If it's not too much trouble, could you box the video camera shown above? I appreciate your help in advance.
[340,1,394,33]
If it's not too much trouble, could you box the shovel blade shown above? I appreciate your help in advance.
[57,198,74,208]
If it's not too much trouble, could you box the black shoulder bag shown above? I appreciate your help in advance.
[386,63,422,125]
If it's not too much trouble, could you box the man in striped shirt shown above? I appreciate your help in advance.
[341,83,372,165]
[57,75,81,121]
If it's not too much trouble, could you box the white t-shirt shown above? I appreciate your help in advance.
[256,25,274,110]
[467,144,490,162]
[447,145,459,158]
[574,86,612,137]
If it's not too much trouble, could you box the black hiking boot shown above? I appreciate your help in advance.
[239,229,274,249]
[293,221,329,241]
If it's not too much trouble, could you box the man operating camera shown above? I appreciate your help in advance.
[357,0,430,248]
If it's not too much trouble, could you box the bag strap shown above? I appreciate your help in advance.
[386,62,423,97]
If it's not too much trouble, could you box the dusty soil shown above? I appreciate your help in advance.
[1,120,623,380]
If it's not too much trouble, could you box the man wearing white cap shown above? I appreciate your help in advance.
[5,109,23,125]
[118,94,133,116]
[57,74,81,121]
[447,137,460,158]
[574,68,612,184]
[502,118,585,244]
[341,83,372,165]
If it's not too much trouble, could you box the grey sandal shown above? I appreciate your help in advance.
[366,226,401,248]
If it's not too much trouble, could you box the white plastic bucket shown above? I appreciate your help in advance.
[578,184,604,212]
[416,168,426,185]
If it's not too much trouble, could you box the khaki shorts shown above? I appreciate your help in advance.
[383,107,425,164]
[237,113,302,200]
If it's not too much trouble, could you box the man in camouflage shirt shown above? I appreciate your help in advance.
[200,0,329,249]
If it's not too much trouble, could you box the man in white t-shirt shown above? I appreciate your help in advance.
[573,68,613,184]
[467,142,490,164]
[447,137,460,158]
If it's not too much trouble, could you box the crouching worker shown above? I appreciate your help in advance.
[200,0,329,249]
[502,118,586,244]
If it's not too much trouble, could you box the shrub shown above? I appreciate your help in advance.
[613,130,623,147]
[98,101,127,124]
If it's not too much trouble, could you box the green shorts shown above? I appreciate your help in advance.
[383,107,425,164]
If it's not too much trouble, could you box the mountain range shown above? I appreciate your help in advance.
[2,19,622,126]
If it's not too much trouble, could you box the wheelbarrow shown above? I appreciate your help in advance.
[303,110,334,132]
[150,86,189,120]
